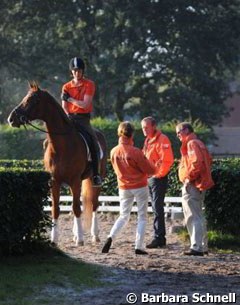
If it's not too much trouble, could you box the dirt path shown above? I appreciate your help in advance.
[55,213,240,305]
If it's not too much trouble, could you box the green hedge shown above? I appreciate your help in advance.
[0,124,45,160]
[0,168,51,255]
[92,118,212,158]
[1,158,239,237]
[205,158,240,235]
[0,119,212,159]
[0,159,44,170]
[168,158,240,235]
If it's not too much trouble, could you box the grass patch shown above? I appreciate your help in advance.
[178,228,240,253]
[208,231,240,253]
[0,246,105,305]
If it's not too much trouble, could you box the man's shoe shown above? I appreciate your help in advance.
[183,249,204,256]
[135,249,148,255]
[146,239,166,249]
[92,175,102,187]
[102,237,112,253]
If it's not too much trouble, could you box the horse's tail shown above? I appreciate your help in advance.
[81,178,93,231]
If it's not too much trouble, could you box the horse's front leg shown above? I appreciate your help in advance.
[51,180,60,244]
[71,183,84,246]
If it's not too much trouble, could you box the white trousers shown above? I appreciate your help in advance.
[109,186,148,250]
[182,184,208,252]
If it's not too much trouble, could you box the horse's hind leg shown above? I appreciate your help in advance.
[51,181,60,244]
[82,178,100,243]
[71,184,84,246]
[91,188,101,243]
[91,211,100,243]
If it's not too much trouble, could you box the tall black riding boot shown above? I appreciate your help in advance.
[88,139,102,187]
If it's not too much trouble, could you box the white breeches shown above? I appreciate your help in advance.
[109,186,148,250]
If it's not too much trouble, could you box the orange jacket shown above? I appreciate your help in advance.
[142,130,174,178]
[178,133,214,191]
[62,78,95,114]
[111,136,156,190]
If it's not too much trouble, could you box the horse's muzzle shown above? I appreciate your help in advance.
[8,109,27,128]
[8,113,18,127]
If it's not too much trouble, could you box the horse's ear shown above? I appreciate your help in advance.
[28,80,39,92]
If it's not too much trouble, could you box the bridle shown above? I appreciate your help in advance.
[12,93,71,136]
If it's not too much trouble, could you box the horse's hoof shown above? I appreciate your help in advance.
[50,237,58,244]
[92,236,101,243]
[76,240,84,246]
[50,241,58,247]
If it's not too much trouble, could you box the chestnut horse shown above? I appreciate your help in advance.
[8,83,107,245]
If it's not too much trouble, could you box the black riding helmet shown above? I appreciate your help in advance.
[69,57,85,72]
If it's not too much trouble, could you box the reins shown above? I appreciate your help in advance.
[26,121,71,135]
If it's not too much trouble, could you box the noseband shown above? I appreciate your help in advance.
[13,92,70,135]
[13,108,29,125]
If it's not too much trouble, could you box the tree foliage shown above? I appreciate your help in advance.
[1,0,240,125]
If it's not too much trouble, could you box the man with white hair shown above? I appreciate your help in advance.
[176,122,214,256]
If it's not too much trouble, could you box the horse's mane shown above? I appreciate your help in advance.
[27,84,72,126]
[28,81,74,127]
[41,89,71,125]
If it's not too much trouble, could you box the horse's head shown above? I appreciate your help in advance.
[8,81,44,128]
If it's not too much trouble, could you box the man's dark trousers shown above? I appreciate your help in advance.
[148,176,168,243]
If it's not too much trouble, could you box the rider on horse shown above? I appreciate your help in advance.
[61,57,102,187]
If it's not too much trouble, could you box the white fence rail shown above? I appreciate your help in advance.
[45,195,183,216]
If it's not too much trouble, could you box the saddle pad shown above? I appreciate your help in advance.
[79,133,103,161]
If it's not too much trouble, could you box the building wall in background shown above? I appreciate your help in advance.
[213,94,240,156]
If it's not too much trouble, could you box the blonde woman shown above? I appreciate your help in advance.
[102,121,155,255]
